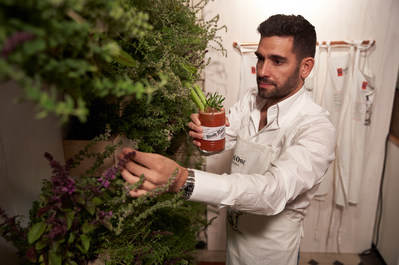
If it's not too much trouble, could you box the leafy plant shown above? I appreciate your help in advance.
[0,135,210,264]
[190,84,225,112]
[102,0,227,154]
[1,0,226,263]
[0,0,163,123]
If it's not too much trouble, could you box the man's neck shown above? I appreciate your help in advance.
[258,84,304,130]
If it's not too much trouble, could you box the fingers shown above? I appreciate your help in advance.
[118,147,182,189]
[188,121,202,132]
[192,139,201,147]
[188,129,203,143]
[119,148,162,174]
[125,149,159,171]
[119,149,161,186]
[117,147,134,161]
[129,189,148,197]
[189,113,203,142]
[120,166,157,191]
[120,162,157,197]
[190,113,201,126]
[225,116,230,127]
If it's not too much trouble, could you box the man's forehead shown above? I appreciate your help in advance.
[256,36,295,56]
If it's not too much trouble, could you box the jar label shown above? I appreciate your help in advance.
[202,125,225,141]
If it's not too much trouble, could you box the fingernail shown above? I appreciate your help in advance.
[124,151,136,160]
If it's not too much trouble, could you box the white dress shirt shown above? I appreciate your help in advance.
[189,86,336,223]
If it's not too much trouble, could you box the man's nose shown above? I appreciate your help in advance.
[257,61,271,77]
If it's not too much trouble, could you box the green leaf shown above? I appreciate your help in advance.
[82,222,97,234]
[113,49,136,67]
[85,201,95,215]
[65,211,75,230]
[28,222,47,244]
[91,196,103,206]
[35,239,48,251]
[181,63,198,78]
[80,234,90,253]
[73,195,85,205]
[22,39,47,56]
[102,220,113,231]
[48,249,62,265]
[68,232,75,244]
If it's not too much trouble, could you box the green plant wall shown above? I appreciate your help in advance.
[0,0,155,123]
[0,0,226,155]
[0,0,226,264]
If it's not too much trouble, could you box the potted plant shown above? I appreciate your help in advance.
[190,84,226,154]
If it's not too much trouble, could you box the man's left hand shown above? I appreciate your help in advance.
[117,148,188,197]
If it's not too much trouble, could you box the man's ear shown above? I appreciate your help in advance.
[300,57,315,79]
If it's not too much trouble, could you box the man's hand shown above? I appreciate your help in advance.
[117,148,188,197]
[188,113,230,147]
[188,113,203,147]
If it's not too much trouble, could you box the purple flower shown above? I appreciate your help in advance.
[44,153,76,196]
[97,167,118,189]
[25,246,37,262]
[104,167,118,180]
[46,220,67,240]
[97,210,113,221]
[37,206,50,217]
[52,175,76,195]
[102,180,110,188]
[1,31,35,58]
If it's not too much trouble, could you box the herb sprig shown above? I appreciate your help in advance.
[190,84,225,112]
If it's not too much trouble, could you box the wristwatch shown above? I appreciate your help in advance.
[180,169,195,199]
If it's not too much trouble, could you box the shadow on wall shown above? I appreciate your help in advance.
[205,60,229,97]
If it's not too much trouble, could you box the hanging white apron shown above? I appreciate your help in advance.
[226,112,302,265]
[237,44,258,99]
[335,41,375,206]
[316,44,354,197]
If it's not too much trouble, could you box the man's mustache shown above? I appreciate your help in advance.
[257,76,277,86]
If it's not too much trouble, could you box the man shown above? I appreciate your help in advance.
[118,14,336,264]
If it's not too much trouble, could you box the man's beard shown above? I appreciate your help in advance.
[257,66,300,100]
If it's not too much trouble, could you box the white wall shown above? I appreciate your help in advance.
[203,0,399,253]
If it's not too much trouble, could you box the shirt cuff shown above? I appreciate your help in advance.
[188,169,233,207]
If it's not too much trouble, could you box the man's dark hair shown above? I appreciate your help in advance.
[257,14,316,62]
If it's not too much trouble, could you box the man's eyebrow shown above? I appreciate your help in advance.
[269,54,288,62]
[254,51,263,58]
[254,52,288,62]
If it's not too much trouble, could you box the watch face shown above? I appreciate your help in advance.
[186,183,194,193]
[183,183,194,199]
[182,170,195,199]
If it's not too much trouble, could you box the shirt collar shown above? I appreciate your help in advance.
[261,86,306,129]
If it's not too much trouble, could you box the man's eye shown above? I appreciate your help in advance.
[274,59,283,65]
